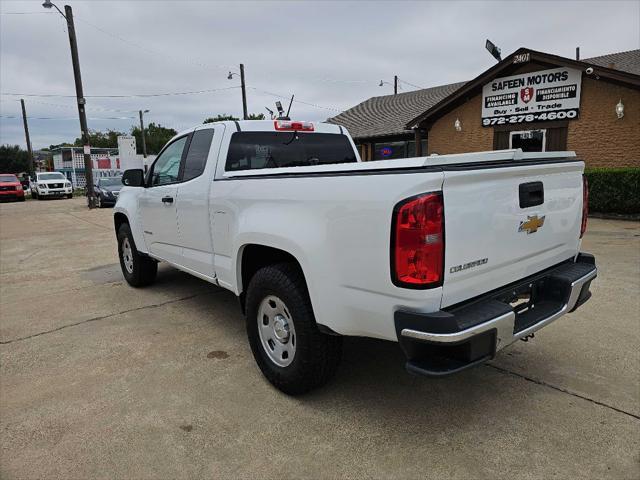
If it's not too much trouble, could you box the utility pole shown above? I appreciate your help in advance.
[43,1,95,207]
[576,47,580,61]
[20,99,34,175]
[394,75,398,95]
[63,5,95,207]
[240,63,248,120]
[139,110,148,158]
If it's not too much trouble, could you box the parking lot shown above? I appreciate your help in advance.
[0,197,638,479]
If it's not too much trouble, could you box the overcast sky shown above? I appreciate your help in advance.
[1,0,638,149]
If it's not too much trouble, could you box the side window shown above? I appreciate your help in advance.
[150,136,188,186]
[182,129,214,181]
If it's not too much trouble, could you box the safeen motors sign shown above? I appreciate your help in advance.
[481,67,582,126]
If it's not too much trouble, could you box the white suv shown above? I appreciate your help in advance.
[31,172,73,200]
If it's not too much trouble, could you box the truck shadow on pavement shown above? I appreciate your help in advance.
[139,266,523,412]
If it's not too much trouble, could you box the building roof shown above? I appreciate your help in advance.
[50,146,116,153]
[327,81,467,140]
[406,48,640,129]
[328,48,639,141]
[584,49,640,76]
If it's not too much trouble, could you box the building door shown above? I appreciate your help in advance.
[509,129,546,152]
[494,123,568,152]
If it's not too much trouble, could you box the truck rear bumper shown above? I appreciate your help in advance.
[394,253,597,377]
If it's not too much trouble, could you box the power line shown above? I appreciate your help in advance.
[398,78,425,90]
[0,98,139,113]
[74,16,233,72]
[0,85,241,99]
[0,11,54,15]
[3,9,427,94]
[0,114,136,120]
[249,87,343,113]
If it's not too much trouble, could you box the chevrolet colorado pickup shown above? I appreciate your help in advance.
[114,119,596,394]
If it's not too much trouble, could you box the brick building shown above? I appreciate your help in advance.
[329,48,639,168]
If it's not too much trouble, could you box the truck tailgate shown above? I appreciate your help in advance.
[441,160,584,308]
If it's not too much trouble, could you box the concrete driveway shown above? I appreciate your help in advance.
[1,198,638,479]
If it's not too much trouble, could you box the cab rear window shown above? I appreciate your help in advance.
[225,132,357,172]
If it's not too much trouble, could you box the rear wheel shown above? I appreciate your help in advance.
[117,223,157,287]
[246,263,342,395]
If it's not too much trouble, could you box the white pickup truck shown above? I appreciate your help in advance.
[114,119,596,394]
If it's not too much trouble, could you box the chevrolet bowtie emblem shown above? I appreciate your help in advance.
[519,215,545,234]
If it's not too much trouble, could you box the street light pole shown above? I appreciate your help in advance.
[239,64,248,120]
[228,65,248,120]
[43,1,95,208]
[20,99,35,175]
[379,78,398,95]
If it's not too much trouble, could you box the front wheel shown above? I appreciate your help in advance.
[117,223,157,287]
[66,194,73,199]
[246,263,342,395]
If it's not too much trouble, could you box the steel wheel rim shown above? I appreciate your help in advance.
[122,237,134,274]
[257,295,296,367]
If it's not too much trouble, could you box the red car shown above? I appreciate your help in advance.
[0,174,26,202]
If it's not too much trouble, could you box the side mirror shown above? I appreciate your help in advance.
[122,169,145,187]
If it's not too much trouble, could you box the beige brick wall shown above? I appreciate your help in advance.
[427,77,639,168]
[567,78,639,168]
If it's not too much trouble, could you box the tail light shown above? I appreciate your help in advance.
[274,120,314,131]
[580,174,588,238]
[392,192,444,288]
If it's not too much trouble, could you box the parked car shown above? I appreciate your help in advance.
[113,119,596,395]
[0,173,25,202]
[30,172,73,199]
[93,176,122,208]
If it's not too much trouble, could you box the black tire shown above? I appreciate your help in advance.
[66,194,73,199]
[117,223,157,287]
[18,196,25,202]
[32,192,39,200]
[246,263,342,395]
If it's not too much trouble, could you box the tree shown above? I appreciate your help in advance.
[74,129,124,149]
[0,145,30,174]
[204,114,238,123]
[130,122,177,155]
[48,142,74,150]
[203,113,265,123]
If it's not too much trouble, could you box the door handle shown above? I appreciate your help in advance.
[161,196,174,204]
[519,181,544,208]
